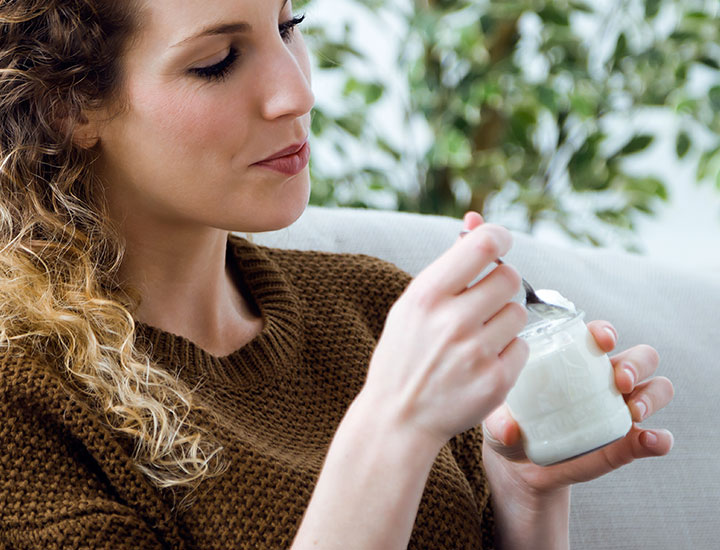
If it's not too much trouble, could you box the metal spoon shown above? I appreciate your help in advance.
[458,229,571,317]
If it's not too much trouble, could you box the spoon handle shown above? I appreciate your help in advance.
[458,228,542,303]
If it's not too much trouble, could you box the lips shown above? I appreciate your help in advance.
[253,140,311,176]
[259,141,307,162]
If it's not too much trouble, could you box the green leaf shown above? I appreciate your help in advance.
[670,30,697,41]
[710,86,720,112]
[613,33,628,65]
[698,145,720,181]
[569,1,594,13]
[310,108,330,136]
[676,132,691,158]
[335,114,366,137]
[376,137,402,161]
[343,77,362,96]
[538,85,557,112]
[538,6,570,26]
[645,0,661,18]
[626,177,668,200]
[596,208,633,229]
[618,135,654,156]
[698,57,720,70]
[364,83,384,104]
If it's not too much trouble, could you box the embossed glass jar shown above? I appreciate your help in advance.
[505,310,633,466]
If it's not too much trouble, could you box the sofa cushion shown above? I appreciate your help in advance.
[248,205,719,549]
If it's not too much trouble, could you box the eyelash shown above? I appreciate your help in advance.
[190,14,306,82]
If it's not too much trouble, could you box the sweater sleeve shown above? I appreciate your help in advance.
[0,374,167,550]
[344,253,499,547]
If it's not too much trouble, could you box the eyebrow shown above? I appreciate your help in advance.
[171,0,289,48]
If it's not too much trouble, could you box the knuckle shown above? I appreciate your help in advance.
[639,344,660,367]
[484,224,512,248]
[406,278,442,311]
[472,339,496,363]
[501,340,528,380]
[497,264,523,294]
[494,359,521,393]
[487,365,509,392]
[506,301,529,327]
[472,232,500,259]
[440,315,467,344]
[656,376,675,399]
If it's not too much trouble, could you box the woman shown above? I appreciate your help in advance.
[0,0,674,548]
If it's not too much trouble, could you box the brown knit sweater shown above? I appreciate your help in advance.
[0,234,496,549]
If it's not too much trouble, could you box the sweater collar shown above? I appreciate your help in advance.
[134,234,304,387]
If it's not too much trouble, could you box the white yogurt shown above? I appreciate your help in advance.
[534,289,577,312]
[505,300,632,466]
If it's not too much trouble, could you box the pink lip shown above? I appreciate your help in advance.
[253,140,311,176]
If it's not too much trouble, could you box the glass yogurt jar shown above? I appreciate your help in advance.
[505,308,633,466]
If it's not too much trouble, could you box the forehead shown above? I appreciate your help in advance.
[132,0,288,50]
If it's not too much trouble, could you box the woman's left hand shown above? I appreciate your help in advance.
[482,321,675,496]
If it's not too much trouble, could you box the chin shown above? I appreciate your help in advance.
[233,175,311,233]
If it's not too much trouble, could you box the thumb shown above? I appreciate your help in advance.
[483,404,527,461]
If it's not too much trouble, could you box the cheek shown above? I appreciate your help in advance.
[128,80,249,157]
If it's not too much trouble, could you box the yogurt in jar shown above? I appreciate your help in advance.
[505,294,632,466]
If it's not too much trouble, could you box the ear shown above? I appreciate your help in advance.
[70,112,101,149]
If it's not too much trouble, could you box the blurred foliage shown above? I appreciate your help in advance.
[299,0,720,247]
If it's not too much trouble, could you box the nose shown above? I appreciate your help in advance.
[258,39,315,121]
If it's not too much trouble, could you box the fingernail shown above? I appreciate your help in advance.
[623,364,636,386]
[603,326,617,344]
[634,400,647,421]
[643,431,658,447]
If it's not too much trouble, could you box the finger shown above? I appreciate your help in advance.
[556,425,674,483]
[470,336,528,408]
[624,376,675,422]
[587,320,617,353]
[416,223,513,297]
[498,333,529,365]
[476,302,528,353]
[599,425,674,470]
[462,211,484,232]
[483,403,523,448]
[638,428,675,455]
[461,264,523,324]
[493,336,530,393]
[610,344,661,394]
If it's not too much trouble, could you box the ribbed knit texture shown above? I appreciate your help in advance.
[0,234,496,549]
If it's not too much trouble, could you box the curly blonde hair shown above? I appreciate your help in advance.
[0,0,226,505]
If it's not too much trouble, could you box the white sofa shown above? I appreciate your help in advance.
[249,205,719,550]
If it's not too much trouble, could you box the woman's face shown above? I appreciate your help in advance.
[91,0,314,234]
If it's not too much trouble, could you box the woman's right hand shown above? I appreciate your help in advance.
[360,214,530,449]
[293,213,529,550]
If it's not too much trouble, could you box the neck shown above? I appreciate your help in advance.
[119,226,261,355]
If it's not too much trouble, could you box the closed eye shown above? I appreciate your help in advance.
[189,46,240,81]
[189,14,306,82]
[279,14,305,42]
